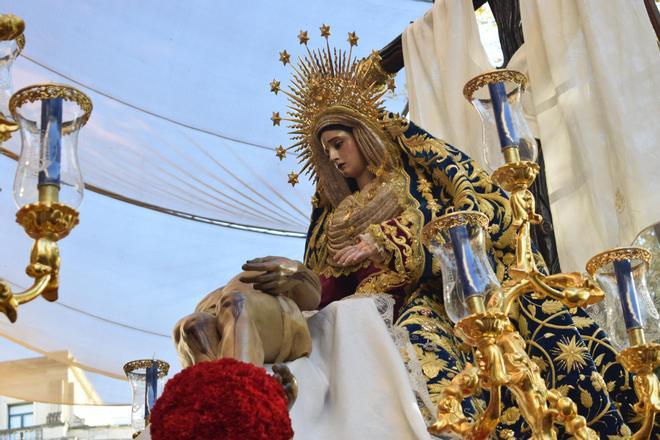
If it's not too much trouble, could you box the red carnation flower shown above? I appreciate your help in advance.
[150,358,293,440]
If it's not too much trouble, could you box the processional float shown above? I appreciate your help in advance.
[0,12,657,439]
[422,70,659,439]
[269,25,658,439]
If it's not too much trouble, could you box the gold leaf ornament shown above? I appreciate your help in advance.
[572,316,594,329]
[554,384,573,397]
[501,407,521,425]
[590,372,607,392]
[541,299,564,315]
[579,386,593,409]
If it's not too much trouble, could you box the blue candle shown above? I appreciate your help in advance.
[487,82,517,149]
[38,98,63,187]
[613,259,643,330]
[449,225,488,299]
[144,361,158,418]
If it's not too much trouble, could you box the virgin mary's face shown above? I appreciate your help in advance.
[320,129,368,179]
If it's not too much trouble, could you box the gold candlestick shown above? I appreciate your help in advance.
[426,70,604,438]
[424,206,599,439]
[586,247,659,440]
[0,76,92,322]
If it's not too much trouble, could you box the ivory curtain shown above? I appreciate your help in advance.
[402,0,493,166]
[518,0,660,271]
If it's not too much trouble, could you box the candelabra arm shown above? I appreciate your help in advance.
[511,218,541,277]
[498,279,533,315]
[547,389,599,440]
[529,272,604,309]
[0,115,19,142]
[0,202,78,322]
[631,372,659,440]
[0,235,61,322]
[492,162,542,279]
[497,321,598,440]
[430,313,511,439]
[0,273,52,322]
[471,384,503,439]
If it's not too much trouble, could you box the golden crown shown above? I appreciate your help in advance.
[270,25,395,186]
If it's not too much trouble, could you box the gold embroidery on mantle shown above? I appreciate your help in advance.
[395,127,517,282]
[355,270,407,295]
[319,170,425,286]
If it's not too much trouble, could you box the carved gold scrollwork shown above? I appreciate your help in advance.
[9,84,93,134]
[463,70,528,102]
[16,202,80,240]
[429,308,598,439]
[0,115,18,142]
[123,359,171,378]
[585,247,652,276]
[616,344,660,440]
[428,363,482,438]
[421,211,489,247]
[0,203,79,322]
[491,162,539,193]
[0,14,24,41]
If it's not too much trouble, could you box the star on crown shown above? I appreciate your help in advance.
[275,146,286,160]
[287,172,299,186]
[279,50,290,65]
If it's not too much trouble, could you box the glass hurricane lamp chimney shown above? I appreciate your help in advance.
[9,84,92,209]
[464,70,537,171]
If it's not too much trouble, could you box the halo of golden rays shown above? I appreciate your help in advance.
[270,26,393,183]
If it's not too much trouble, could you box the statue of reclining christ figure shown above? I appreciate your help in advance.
[173,256,321,368]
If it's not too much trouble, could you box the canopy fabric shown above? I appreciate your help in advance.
[403,0,494,164]
[0,0,427,404]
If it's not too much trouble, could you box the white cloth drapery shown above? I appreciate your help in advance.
[518,0,660,271]
[403,0,660,271]
[402,0,492,166]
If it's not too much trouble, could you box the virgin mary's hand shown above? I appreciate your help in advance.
[240,256,321,310]
[239,256,304,295]
[332,235,384,267]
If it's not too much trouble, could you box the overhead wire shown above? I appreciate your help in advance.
[183,132,310,222]
[0,149,306,238]
[149,129,309,227]
[20,53,276,152]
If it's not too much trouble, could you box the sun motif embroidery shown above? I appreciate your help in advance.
[551,335,589,373]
